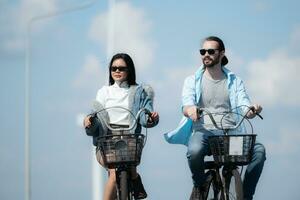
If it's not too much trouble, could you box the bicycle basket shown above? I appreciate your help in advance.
[97,134,145,169]
[208,134,256,165]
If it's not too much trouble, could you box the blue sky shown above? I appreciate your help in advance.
[1,0,300,200]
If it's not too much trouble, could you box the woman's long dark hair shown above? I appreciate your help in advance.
[109,53,137,86]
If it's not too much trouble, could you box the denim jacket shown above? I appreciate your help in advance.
[164,66,251,146]
[86,84,158,146]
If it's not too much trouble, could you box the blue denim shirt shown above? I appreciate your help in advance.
[164,66,251,146]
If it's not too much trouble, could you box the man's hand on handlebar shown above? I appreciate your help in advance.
[183,105,200,122]
[247,104,263,119]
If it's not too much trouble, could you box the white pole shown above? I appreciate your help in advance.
[92,150,102,200]
[107,0,115,59]
[24,1,97,200]
[25,21,31,200]
[92,1,115,200]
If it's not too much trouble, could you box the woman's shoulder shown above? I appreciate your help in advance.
[97,85,110,92]
[141,84,154,99]
[133,83,154,100]
[96,85,110,99]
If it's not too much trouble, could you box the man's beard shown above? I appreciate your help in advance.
[203,55,221,68]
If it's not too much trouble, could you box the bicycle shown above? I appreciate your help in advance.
[91,105,151,200]
[195,106,263,200]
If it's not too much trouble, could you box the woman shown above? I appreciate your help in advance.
[83,53,159,200]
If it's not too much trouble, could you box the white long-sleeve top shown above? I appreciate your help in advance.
[96,81,130,125]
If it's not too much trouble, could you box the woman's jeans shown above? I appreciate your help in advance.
[187,129,266,199]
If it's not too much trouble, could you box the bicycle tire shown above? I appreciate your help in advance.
[119,170,129,200]
[225,169,243,200]
[204,170,225,200]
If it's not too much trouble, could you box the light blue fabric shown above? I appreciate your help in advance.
[86,84,158,146]
[164,66,251,146]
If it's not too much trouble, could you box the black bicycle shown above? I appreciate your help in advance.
[196,106,263,200]
[92,105,151,200]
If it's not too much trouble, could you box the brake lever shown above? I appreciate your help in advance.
[256,113,263,120]
[196,108,203,119]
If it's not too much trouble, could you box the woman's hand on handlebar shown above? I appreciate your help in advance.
[183,105,199,122]
[247,104,263,119]
[147,111,159,124]
[83,116,93,128]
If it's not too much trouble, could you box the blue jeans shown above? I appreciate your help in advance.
[187,130,266,199]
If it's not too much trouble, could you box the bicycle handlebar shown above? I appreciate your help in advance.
[89,101,151,132]
[196,105,263,131]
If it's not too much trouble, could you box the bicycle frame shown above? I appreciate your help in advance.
[115,165,133,200]
[92,105,151,200]
[197,106,262,200]
[98,133,145,200]
[204,161,244,200]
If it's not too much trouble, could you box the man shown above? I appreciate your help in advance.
[164,36,266,200]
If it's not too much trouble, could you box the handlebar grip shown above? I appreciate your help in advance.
[249,107,263,120]
[144,109,155,124]
[89,113,98,124]
[196,108,203,115]
[196,108,204,120]
[88,112,97,119]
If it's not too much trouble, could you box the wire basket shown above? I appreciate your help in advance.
[208,134,256,165]
[97,134,145,169]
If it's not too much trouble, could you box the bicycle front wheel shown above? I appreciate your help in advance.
[225,169,243,200]
[119,171,129,200]
[204,170,225,200]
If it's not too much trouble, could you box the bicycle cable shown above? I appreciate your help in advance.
[199,105,257,134]
[90,104,150,146]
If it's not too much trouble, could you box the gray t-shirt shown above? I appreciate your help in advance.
[193,73,236,130]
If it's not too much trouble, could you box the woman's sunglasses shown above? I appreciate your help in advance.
[199,49,219,56]
[111,66,128,72]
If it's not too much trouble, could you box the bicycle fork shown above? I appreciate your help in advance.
[222,167,243,200]
[116,168,132,200]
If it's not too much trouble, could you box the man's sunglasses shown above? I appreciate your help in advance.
[199,49,219,56]
[111,66,128,72]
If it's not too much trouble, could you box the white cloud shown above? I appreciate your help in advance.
[19,0,57,22]
[72,54,106,90]
[246,26,300,107]
[246,49,300,106]
[1,0,57,53]
[266,125,300,156]
[225,48,246,75]
[290,25,300,52]
[3,38,24,52]
[253,1,269,13]
[76,113,85,128]
[149,63,196,114]
[88,1,154,69]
